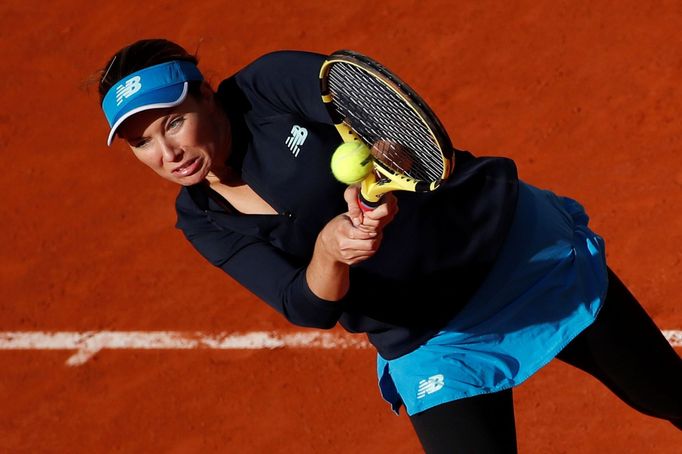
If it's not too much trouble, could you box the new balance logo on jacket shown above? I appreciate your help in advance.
[285,125,308,157]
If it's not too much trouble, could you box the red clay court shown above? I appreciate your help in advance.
[1,1,681,452]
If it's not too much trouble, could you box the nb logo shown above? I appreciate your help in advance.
[285,125,308,157]
[115,76,142,106]
[417,374,445,399]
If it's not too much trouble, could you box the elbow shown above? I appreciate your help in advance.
[282,307,340,330]
[279,269,344,330]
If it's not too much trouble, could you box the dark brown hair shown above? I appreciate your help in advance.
[97,39,201,104]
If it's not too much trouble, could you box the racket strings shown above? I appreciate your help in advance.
[327,63,445,182]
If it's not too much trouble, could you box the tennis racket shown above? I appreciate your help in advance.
[319,50,455,212]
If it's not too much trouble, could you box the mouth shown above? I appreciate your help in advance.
[172,157,201,177]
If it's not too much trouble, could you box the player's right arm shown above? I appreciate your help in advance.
[306,186,398,301]
[306,213,377,302]
[175,186,397,328]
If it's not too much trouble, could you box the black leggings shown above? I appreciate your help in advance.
[409,268,682,453]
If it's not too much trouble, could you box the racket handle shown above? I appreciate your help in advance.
[358,194,383,213]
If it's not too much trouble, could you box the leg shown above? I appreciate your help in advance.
[557,267,682,429]
[408,389,517,454]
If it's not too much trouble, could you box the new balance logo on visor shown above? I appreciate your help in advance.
[285,125,308,157]
[115,76,142,106]
[417,374,445,399]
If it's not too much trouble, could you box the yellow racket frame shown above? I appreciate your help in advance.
[320,52,453,204]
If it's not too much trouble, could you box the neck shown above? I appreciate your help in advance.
[206,165,240,186]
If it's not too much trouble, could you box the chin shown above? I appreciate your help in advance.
[177,169,208,186]
[177,176,202,186]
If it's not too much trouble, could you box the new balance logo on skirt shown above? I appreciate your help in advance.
[417,374,445,399]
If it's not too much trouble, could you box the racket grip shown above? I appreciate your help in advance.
[358,194,382,213]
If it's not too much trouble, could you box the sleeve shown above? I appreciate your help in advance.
[235,50,333,124]
[175,193,343,329]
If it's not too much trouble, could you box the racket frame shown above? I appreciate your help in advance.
[320,50,454,203]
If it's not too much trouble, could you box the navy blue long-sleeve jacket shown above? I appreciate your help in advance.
[175,51,519,359]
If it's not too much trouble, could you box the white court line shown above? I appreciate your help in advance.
[0,331,371,366]
[0,330,679,367]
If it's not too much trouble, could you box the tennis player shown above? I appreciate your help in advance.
[97,39,681,452]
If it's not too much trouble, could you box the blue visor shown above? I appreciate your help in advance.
[101,60,204,146]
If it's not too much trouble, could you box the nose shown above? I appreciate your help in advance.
[159,139,181,162]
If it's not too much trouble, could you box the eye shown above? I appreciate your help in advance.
[131,138,150,149]
[168,116,185,130]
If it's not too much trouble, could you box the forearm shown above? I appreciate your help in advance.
[306,238,350,301]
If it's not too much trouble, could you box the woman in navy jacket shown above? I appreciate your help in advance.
[98,39,681,452]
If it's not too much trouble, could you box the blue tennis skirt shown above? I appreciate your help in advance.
[377,181,609,416]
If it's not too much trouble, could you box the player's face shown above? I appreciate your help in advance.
[118,85,229,186]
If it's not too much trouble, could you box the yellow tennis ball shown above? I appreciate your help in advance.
[330,142,373,184]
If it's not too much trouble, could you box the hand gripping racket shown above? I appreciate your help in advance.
[319,50,455,211]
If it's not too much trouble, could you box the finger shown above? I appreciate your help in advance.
[334,216,377,241]
[346,225,377,240]
[338,231,384,264]
[383,192,399,213]
[343,186,363,227]
[341,248,375,261]
[356,222,380,233]
[364,193,397,219]
[340,236,382,254]
[364,204,389,220]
